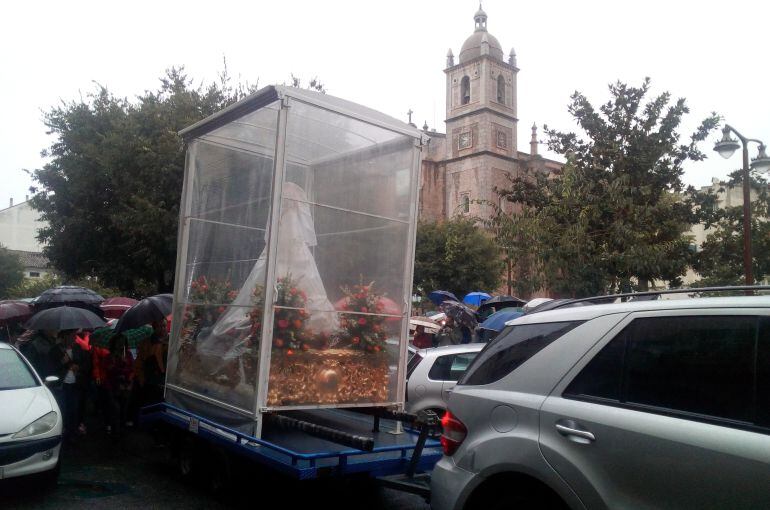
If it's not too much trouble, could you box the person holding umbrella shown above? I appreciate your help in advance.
[104,333,134,441]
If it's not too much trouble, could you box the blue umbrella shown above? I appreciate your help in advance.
[463,292,491,307]
[428,290,459,306]
[479,310,524,333]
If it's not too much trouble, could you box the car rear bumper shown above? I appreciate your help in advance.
[0,435,61,479]
[431,456,478,510]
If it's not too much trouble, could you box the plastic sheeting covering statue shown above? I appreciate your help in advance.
[196,182,338,361]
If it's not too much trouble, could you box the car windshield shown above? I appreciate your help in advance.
[0,349,39,391]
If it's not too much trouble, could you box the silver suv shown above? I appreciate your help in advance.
[431,295,770,510]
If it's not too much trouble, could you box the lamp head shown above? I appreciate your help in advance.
[714,126,740,159]
[751,143,770,173]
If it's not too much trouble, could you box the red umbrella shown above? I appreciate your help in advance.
[100,297,139,319]
[333,296,402,321]
[0,301,32,324]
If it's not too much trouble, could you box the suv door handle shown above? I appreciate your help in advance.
[555,423,595,443]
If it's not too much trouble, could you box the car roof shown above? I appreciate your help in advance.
[417,343,485,357]
[0,342,11,350]
[507,295,770,326]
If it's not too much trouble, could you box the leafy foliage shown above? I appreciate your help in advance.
[486,79,719,297]
[693,173,770,285]
[0,245,25,298]
[28,67,255,294]
[413,218,503,299]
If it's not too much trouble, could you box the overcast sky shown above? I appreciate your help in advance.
[2,0,768,209]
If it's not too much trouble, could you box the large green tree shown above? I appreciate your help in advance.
[488,79,719,297]
[29,67,257,293]
[0,245,24,298]
[413,218,503,300]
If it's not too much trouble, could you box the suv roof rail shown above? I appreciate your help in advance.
[528,285,770,314]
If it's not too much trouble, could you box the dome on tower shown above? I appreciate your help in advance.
[459,6,504,63]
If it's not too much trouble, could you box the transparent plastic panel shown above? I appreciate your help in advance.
[168,105,278,413]
[265,309,405,408]
[284,100,415,220]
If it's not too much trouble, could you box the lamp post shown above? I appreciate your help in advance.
[713,125,770,285]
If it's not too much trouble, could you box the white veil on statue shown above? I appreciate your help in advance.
[196,182,337,358]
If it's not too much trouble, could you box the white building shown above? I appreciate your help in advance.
[0,198,50,279]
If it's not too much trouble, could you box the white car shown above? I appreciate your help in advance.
[0,342,62,485]
[406,344,484,416]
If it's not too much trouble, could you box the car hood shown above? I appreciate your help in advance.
[0,386,56,435]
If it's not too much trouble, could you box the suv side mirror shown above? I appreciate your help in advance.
[44,376,60,386]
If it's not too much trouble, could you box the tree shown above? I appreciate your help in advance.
[413,218,503,300]
[693,173,770,286]
[28,66,259,294]
[488,79,719,297]
[0,245,24,298]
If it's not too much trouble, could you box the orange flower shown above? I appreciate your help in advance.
[286,349,294,356]
[274,338,284,348]
[293,320,303,329]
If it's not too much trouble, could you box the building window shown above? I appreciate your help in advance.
[460,76,470,105]
[461,194,470,213]
[458,131,472,150]
[496,130,507,149]
[497,74,505,103]
[29,272,40,278]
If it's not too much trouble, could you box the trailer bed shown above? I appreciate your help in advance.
[141,403,442,481]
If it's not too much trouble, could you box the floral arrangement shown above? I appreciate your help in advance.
[336,281,388,352]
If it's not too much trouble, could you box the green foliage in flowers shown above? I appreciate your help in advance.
[185,275,236,327]
[337,281,388,352]
[269,276,312,353]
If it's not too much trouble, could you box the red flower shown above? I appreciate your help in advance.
[191,281,198,289]
[217,306,226,314]
[360,307,368,313]
[373,345,381,352]
[293,319,303,329]
[274,338,284,348]
[358,318,367,326]
[301,343,310,351]
[286,349,294,356]
[290,288,298,295]
[201,284,209,292]
[277,319,289,329]
[352,337,360,345]
[198,276,206,284]
[372,325,381,333]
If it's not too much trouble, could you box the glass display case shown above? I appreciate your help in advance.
[165,86,423,435]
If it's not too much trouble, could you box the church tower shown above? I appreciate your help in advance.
[443,6,519,218]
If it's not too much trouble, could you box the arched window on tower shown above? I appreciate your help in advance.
[497,75,505,104]
[461,76,470,105]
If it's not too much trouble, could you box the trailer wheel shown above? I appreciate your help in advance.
[203,447,232,494]
[178,436,198,480]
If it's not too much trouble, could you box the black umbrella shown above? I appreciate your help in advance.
[24,306,106,331]
[114,294,173,334]
[477,295,526,317]
[439,300,479,330]
[33,286,105,316]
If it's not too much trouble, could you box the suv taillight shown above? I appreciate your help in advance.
[440,410,467,456]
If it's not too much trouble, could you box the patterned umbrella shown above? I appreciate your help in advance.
[24,306,106,331]
[91,325,153,349]
[0,301,32,323]
[114,294,173,334]
[438,300,478,330]
[100,297,139,319]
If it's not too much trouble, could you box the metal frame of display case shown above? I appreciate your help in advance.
[167,85,425,438]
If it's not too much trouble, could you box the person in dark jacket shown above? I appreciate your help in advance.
[105,333,134,441]
[49,330,79,441]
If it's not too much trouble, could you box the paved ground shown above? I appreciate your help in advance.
[3,422,430,510]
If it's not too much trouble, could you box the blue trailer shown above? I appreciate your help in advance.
[151,85,439,497]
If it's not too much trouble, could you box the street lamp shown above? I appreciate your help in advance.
[713,125,770,285]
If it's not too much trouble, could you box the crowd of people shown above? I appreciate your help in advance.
[14,320,168,443]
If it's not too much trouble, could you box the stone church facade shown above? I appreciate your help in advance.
[418,7,562,222]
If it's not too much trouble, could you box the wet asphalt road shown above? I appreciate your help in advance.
[2,424,430,510]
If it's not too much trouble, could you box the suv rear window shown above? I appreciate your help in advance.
[458,321,584,386]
